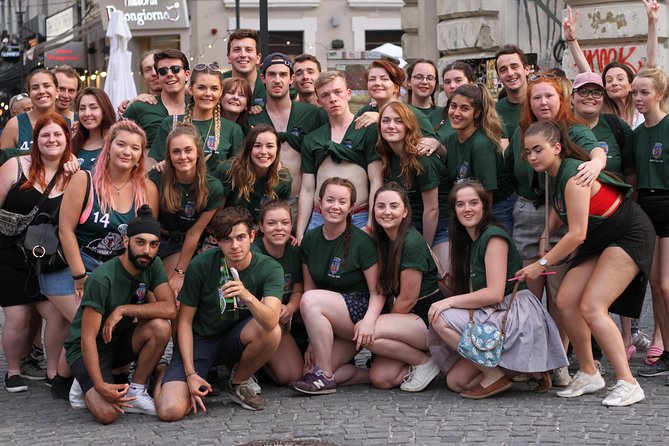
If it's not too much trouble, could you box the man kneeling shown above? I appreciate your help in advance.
[63,205,176,424]
[156,207,283,419]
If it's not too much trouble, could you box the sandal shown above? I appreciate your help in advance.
[645,345,664,365]
[625,345,637,361]
[530,371,552,394]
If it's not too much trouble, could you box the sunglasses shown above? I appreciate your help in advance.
[157,65,183,76]
[529,73,558,82]
[575,88,604,99]
[193,63,220,72]
[9,93,29,109]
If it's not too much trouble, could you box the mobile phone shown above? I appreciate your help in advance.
[230,268,240,281]
[230,268,246,309]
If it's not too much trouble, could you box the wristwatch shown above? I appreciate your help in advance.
[538,258,550,269]
[174,268,186,276]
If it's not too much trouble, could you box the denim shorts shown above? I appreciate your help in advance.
[307,210,369,231]
[80,249,104,272]
[38,266,75,296]
[412,217,450,246]
[492,192,517,234]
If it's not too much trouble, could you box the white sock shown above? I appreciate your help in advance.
[128,382,145,396]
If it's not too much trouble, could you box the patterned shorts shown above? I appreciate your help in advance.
[341,291,370,324]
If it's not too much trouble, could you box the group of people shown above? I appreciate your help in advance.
[1,0,668,425]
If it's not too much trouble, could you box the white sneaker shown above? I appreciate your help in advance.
[557,370,605,398]
[632,331,651,351]
[400,358,440,392]
[551,366,572,387]
[602,380,644,407]
[125,389,156,416]
[231,369,261,395]
[69,379,86,410]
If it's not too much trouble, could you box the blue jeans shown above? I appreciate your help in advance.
[307,209,369,231]
[492,192,517,234]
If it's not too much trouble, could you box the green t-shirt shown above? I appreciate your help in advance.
[245,101,326,152]
[470,225,523,295]
[395,227,440,299]
[445,128,514,203]
[413,105,435,117]
[124,95,170,148]
[357,103,438,140]
[549,157,632,229]
[428,107,455,147]
[591,115,634,175]
[64,256,168,366]
[216,161,292,223]
[508,124,600,202]
[76,148,101,172]
[149,171,224,239]
[386,152,450,220]
[301,121,379,174]
[0,148,21,165]
[496,97,523,139]
[301,225,377,294]
[178,248,284,336]
[149,115,244,172]
[251,236,303,303]
[632,114,669,190]
[222,70,267,106]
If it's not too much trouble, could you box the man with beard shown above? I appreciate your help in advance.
[155,207,284,419]
[494,44,531,137]
[53,65,81,123]
[63,205,176,424]
[293,54,321,105]
[247,53,326,220]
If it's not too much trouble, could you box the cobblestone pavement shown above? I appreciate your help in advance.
[1,291,668,446]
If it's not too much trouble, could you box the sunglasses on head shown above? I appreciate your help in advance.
[193,63,220,72]
[455,177,482,186]
[529,73,558,82]
[157,65,183,76]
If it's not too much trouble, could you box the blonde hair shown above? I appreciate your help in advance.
[635,67,669,114]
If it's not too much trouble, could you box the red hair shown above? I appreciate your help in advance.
[368,59,406,91]
[21,113,73,191]
[519,76,582,136]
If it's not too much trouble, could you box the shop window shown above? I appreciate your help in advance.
[269,31,303,58]
[364,30,402,50]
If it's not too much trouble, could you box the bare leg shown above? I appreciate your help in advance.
[331,338,368,385]
[35,300,70,379]
[2,305,35,376]
[650,238,669,349]
[233,319,282,384]
[131,319,172,384]
[263,331,304,385]
[46,294,79,323]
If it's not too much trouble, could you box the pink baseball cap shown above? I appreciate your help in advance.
[572,72,604,89]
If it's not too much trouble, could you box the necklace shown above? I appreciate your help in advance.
[112,178,131,194]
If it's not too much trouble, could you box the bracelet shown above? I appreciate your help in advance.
[565,38,576,42]
[174,268,186,276]
[185,371,198,378]
[72,272,87,280]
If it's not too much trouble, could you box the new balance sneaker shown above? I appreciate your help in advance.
[602,380,644,407]
[292,368,336,395]
[632,330,651,351]
[557,370,605,398]
[400,358,440,392]
[551,366,572,387]
[4,373,27,393]
[229,381,267,410]
[69,379,86,410]
[637,351,669,377]
[20,358,46,380]
[125,389,156,415]
[230,369,261,394]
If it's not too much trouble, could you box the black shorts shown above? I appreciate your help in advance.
[162,316,251,383]
[638,190,669,238]
[410,290,444,326]
[71,323,138,395]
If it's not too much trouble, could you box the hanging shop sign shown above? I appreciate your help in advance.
[101,0,190,31]
[46,7,78,42]
[45,41,86,69]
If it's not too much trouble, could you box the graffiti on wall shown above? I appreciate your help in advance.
[519,0,565,69]
[582,45,644,73]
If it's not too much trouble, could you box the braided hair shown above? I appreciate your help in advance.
[318,177,357,266]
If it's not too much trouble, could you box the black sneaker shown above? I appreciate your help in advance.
[20,358,46,380]
[4,373,28,393]
[638,351,669,377]
[50,374,74,400]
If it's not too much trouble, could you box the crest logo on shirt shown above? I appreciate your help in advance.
[652,142,663,160]
[403,177,414,191]
[184,200,195,218]
[284,273,293,294]
[598,141,609,155]
[134,283,147,304]
[289,127,301,137]
[458,161,470,180]
[555,194,566,215]
[343,139,352,149]
[254,97,265,107]
[329,257,342,275]
[206,135,216,152]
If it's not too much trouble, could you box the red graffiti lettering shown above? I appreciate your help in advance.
[582,46,644,73]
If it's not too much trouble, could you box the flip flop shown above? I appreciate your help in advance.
[645,345,664,365]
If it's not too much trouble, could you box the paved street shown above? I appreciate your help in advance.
[1,292,668,446]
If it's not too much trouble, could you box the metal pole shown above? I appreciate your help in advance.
[259,0,268,57]
[235,0,240,30]
[17,0,24,90]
